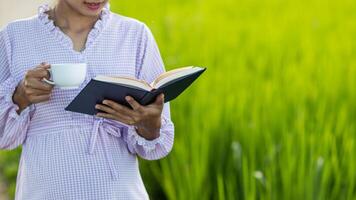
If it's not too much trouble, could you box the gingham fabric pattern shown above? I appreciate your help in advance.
[0,4,174,200]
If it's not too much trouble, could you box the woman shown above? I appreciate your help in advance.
[0,0,174,199]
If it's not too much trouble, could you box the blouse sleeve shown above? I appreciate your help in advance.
[121,24,175,160]
[0,27,35,150]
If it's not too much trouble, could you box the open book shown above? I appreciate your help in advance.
[65,66,206,115]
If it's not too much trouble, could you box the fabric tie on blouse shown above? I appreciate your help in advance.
[89,117,125,181]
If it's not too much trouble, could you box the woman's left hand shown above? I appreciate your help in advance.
[95,94,165,140]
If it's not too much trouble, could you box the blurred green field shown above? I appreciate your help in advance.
[1,0,356,199]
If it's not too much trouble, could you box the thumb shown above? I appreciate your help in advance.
[154,93,164,106]
[40,62,50,69]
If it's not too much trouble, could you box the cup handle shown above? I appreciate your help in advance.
[42,69,55,85]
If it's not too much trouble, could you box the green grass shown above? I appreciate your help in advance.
[112,0,356,199]
[1,0,356,199]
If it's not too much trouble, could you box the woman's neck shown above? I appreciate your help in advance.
[52,1,100,34]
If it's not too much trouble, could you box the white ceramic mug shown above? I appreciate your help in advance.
[42,63,87,89]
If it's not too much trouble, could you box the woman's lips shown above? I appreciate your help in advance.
[84,2,102,11]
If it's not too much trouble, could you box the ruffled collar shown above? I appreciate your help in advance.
[37,3,111,53]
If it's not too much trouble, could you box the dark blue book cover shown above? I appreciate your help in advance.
[65,67,206,116]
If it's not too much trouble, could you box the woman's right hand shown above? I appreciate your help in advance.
[12,63,54,114]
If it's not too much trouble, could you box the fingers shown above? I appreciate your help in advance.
[17,63,53,105]
[96,112,135,125]
[39,62,51,70]
[96,113,117,121]
[96,104,117,115]
[39,62,50,67]
[24,87,52,96]
[22,82,52,103]
[38,63,51,79]
[96,103,135,123]
[125,96,143,111]
[28,94,51,103]
[154,93,165,106]
[102,100,137,116]
[26,66,50,79]
[24,77,53,91]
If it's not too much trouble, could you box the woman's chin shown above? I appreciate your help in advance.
[83,11,102,17]
[78,8,103,18]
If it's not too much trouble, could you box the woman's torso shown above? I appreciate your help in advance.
[7,6,151,199]
[6,8,146,135]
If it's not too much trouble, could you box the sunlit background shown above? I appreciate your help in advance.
[1,0,356,199]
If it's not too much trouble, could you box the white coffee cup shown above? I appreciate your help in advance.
[42,63,87,89]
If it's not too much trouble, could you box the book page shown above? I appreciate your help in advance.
[152,66,204,88]
[94,75,153,91]
[151,66,194,87]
